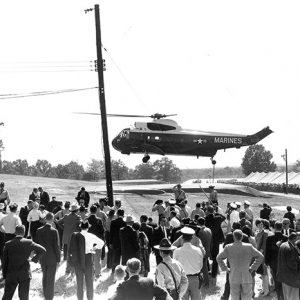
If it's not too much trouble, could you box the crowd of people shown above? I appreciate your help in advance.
[0,182,300,300]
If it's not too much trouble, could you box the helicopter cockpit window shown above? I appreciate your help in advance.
[147,123,176,131]
[120,128,130,139]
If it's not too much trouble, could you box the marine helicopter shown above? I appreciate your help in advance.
[79,112,273,163]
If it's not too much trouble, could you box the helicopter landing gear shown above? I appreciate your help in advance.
[211,157,216,183]
[142,154,150,163]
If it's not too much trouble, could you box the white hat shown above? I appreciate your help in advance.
[230,203,237,209]
[181,227,195,235]
[244,200,251,206]
[235,202,242,207]
[169,199,176,205]
[125,215,135,223]
[70,203,79,212]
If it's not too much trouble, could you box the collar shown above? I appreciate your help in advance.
[129,274,139,280]
[163,256,172,262]
[182,242,192,247]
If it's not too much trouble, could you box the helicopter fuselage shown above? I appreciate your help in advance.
[112,119,273,161]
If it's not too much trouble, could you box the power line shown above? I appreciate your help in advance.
[0,87,98,100]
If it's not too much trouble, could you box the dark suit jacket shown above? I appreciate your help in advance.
[205,213,226,245]
[2,236,46,280]
[36,224,61,266]
[46,200,59,213]
[29,193,39,201]
[109,217,126,249]
[277,241,300,288]
[140,222,153,248]
[88,214,104,240]
[152,226,170,248]
[119,225,139,265]
[76,191,90,207]
[69,232,86,270]
[40,191,50,207]
[109,275,169,300]
[19,206,30,226]
[265,232,288,270]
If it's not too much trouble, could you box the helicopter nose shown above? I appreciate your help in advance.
[112,136,119,151]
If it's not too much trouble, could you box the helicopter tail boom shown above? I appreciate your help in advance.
[248,126,273,144]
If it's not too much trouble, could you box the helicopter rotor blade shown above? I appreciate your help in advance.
[73,112,177,119]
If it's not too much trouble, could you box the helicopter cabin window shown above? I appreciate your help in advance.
[147,123,176,131]
[147,135,160,141]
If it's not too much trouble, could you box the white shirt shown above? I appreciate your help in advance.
[174,242,203,275]
[170,217,180,228]
[80,230,104,254]
[0,212,22,234]
[230,210,240,225]
[27,209,42,222]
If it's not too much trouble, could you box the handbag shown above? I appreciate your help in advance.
[161,262,179,300]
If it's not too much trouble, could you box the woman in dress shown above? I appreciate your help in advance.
[132,222,150,277]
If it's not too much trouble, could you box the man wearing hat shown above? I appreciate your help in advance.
[165,199,180,220]
[229,203,240,227]
[111,258,172,300]
[174,227,204,300]
[119,215,139,265]
[69,220,104,300]
[208,185,218,204]
[155,238,188,300]
[59,202,81,275]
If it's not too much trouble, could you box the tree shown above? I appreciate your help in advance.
[133,162,155,179]
[85,159,104,181]
[241,144,277,176]
[153,157,182,183]
[65,161,85,180]
[111,159,129,180]
[53,164,70,179]
[35,160,52,177]
[12,159,29,175]
[1,160,13,174]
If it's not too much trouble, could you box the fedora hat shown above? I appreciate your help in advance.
[70,203,79,212]
[125,215,135,223]
[154,238,177,251]
[168,198,176,205]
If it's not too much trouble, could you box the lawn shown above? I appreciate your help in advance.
[0,173,299,299]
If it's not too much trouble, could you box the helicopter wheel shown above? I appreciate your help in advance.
[142,154,150,163]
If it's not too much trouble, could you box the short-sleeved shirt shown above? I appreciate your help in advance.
[0,212,22,234]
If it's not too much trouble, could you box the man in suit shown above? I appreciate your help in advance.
[75,187,90,208]
[36,212,60,300]
[205,205,225,278]
[59,203,81,274]
[277,232,300,300]
[38,187,50,208]
[265,221,288,300]
[29,188,40,202]
[140,215,153,253]
[152,215,170,265]
[108,209,126,272]
[69,220,104,300]
[19,200,33,237]
[221,222,250,300]
[120,215,139,265]
[282,218,295,236]
[2,225,46,300]
[110,258,172,300]
[217,229,263,300]
[197,217,212,287]
[46,196,59,213]
[87,204,104,278]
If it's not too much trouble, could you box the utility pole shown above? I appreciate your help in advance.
[93,4,114,206]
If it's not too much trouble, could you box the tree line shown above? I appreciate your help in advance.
[0,157,182,183]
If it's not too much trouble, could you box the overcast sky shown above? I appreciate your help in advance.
[0,0,299,171]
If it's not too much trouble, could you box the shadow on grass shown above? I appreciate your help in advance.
[95,272,115,294]
[54,274,77,297]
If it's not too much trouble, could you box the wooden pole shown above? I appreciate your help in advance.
[94,4,114,206]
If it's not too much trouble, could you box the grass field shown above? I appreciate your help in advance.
[0,174,299,299]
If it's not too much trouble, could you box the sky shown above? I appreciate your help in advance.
[0,0,299,171]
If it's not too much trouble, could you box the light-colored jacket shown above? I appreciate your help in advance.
[217,241,263,284]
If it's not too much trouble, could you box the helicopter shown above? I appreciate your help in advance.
[78,112,273,163]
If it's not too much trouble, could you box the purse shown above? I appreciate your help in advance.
[161,262,179,300]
